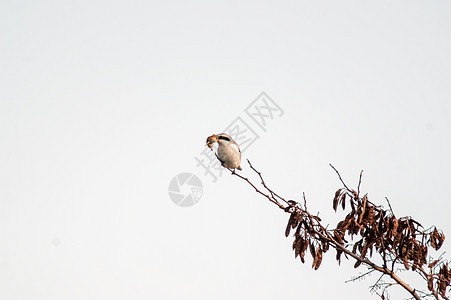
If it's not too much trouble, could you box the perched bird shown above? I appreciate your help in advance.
[206,133,242,171]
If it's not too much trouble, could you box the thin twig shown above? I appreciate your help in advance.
[224,162,285,210]
[303,192,307,211]
[386,197,396,218]
[330,164,351,191]
[357,170,363,197]
[346,269,375,283]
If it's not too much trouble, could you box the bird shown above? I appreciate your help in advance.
[206,133,242,171]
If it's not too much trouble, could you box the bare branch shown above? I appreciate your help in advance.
[330,164,351,191]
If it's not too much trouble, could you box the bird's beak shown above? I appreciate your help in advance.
[206,142,213,150]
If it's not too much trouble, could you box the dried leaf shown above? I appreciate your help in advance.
[309,242,316,259]
[431,230,437,250]
[427,276,433,291]
[403,257,410,270]
[313,250,323,270]
[352,240,362,255]
[360,239,369,259]
[354,260,362,268]
[336,249,343,265]
[285,213,296,237]
[321,240,329,252]
[333,189,341,211]
[292,214,299,229]
[294,237,304,258]
[357,194,367,224]
[341,193,346,210]
[312,253,317,269]
[392,218,399,237]
[437,232,445,250]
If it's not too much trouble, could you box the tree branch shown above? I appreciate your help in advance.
[220,159,450,300]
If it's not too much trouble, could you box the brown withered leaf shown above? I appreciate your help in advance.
[377,213,384,234]
[294,237,304,258]
[360,239,369,259]
[285,213,296,237]
[402,242,411,258]
[341,193,346,210]
[336,249,343,265]
[429,227,445,250]
[430,229,437,250]
[360,226,365,237]
[437,231,445,250]
[321,240,329,253]
[349,218,358,235]
[412,243,422,270]
[403,257,410,270]
[313,250,323,270]
[300,251,305,263]
[334,228,344,245]
[333,189,342,211]
[421,245,428,265]
[352,239,362,255]
[354,260,362,268]
[438,269,448,296]
[299,240,308,264]
[444,263,450,281]
[392,218,399,237]
[357,195,367,224]
[291,217,299,229]
[302,240,309,252]
[336,219,345,230]
[366,206,376,227]
[309,242,316,259]
[311,252,317,269]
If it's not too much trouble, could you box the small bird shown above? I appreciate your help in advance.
[206,133,242,171]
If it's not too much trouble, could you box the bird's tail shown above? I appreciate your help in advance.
[237,166,242,171]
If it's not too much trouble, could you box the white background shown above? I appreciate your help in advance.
[1,1,450,299]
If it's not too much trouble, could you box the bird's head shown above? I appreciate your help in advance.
[206,134,218,150]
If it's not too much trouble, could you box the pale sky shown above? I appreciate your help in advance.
[1,1,450,299]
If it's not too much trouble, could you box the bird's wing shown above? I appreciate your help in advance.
[229,142,240,154]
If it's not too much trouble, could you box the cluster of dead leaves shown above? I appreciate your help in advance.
[284,187,450,298]
[285,204,328,271]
